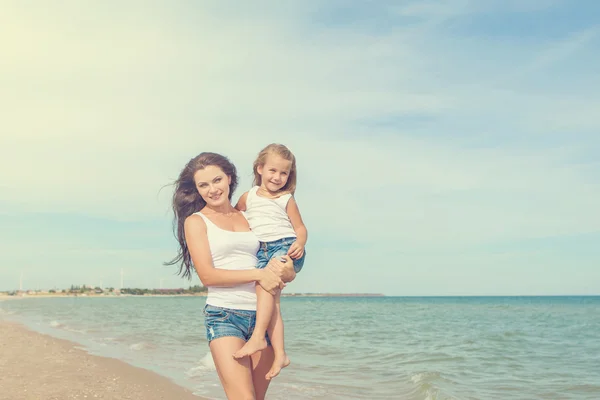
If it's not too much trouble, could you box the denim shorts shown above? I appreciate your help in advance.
[256,237,305,273]
[203,304,271,345]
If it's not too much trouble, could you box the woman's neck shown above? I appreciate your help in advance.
[203,203,235,215]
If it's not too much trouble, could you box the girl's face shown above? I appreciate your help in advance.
[194,165,231,208]
[257,153,292,193]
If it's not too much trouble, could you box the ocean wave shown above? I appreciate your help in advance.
[48,320,86,334]
[411,371,442,384]
[186,352,216,376]
[275,382,328,398]
[92,337,118,347]
[399,354,466,366]
[49,320,63,328]
[408,371,461,400]
[129,341,156,351]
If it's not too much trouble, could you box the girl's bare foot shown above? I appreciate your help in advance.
[232,337,267,359]
[265,354,291,380]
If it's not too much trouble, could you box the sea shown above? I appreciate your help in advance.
[1,296,599,400]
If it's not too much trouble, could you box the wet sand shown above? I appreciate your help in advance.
[0,320,206,400]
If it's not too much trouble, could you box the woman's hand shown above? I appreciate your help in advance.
[267,255,296,283]
[257,256,297,294]
[257,268,285,295]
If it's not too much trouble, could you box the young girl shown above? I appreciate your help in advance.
[233,143,307,380]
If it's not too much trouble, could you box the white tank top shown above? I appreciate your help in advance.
[195,212,260,311]
[244,186,297,242]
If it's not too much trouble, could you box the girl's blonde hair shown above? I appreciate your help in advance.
[253,143,297,194]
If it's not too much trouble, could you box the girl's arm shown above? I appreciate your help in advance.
[184,214,285,293]
[287,197,307,247]
[235,192,249,211]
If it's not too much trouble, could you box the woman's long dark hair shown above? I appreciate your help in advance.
[164,152,238,279]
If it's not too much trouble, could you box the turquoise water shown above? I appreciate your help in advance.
[1,296,599,399]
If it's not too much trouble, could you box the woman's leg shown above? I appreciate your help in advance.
[265,290,290,380]
[233,284,275,359]
[210,336,256,399]
[250,346,275,400]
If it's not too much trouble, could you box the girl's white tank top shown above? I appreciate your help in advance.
[195,211,260,311]
[244,186,297,242]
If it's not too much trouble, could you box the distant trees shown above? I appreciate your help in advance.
[24,284,208,296]
[188,285,206,293]
[67,285,93,294]
[118,285,207,296]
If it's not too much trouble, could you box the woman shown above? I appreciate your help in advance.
[165,152,296,400]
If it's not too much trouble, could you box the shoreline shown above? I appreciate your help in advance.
[0,320,207,400]
[0,292,385,299]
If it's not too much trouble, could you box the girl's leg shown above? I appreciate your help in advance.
[210,336,256,399]
[250,346,275,400]
[233,284,275,359]
[265,291,290,380]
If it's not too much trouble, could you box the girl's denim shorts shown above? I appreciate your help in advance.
[203,304,271,345]
[256,236,306,273]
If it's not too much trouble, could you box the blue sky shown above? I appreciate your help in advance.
[1,1,599,295]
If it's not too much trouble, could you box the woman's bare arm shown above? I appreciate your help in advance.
[234,192,249,211]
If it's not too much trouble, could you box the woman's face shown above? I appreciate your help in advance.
[194,165,231,208]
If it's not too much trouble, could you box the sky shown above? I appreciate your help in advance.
[1,0,599,295]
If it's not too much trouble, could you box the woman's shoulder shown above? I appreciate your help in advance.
[185,212,208,229]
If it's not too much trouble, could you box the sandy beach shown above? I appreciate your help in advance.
[0,320,205,400]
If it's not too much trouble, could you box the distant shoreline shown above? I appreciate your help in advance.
[0,292,386,299]
[3,293,599,299]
